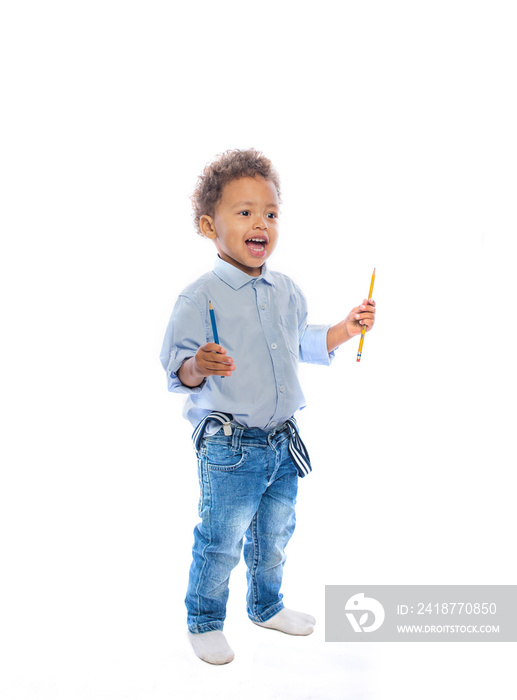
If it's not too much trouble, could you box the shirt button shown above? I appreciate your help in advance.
[260,303,267,310]
[271,342,278,349]
[279,385,285,392]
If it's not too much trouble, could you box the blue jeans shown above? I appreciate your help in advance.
[185,423,299,634]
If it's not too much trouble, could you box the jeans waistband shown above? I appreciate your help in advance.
[192,412,312,478]
[229,423,289,438]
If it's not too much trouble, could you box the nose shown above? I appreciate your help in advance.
[253,213,268,229]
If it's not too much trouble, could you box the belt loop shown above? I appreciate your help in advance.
[231,426,243,452]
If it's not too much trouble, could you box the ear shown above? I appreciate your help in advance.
[199,214,216,240]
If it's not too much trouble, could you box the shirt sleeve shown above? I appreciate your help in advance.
[159,295,208,393]
[295,284,336,366]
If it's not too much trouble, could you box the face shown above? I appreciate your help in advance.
[200,176,279,277]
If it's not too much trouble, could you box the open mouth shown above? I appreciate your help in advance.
[245,236,269,256]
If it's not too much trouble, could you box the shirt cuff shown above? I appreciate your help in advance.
[165,349,206,394]
[299,324,336,365]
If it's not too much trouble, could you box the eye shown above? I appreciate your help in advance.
[238,210,250,216]
[267,212,278,219]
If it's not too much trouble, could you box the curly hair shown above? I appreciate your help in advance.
[191,148,282,235]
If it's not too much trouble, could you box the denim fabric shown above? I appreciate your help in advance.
[185,423,299,634]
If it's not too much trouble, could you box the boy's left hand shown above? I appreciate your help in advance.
[345,298,376,338]
[326,298,376,353]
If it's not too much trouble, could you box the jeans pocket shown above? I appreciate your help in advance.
[205,441,248,472]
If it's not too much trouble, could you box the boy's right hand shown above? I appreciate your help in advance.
[194,343,236,378]
[178,344,235,387]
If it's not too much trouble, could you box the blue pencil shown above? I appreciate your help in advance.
[208,301,224,379]
[208,301,220,344]
[208,301,224,378]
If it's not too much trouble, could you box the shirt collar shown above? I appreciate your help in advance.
[213,256,274,290]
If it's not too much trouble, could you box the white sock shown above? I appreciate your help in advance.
[253,607,316,636]
[187,630,235,665]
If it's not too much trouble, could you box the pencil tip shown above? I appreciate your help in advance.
[209,300,213,309]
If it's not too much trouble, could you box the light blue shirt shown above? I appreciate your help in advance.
[160,257,335,431]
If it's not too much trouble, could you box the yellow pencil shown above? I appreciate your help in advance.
[356,268,375,362]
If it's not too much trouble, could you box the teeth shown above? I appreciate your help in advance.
[248,238,266,243]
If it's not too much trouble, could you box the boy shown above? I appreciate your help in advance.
[160,149,376,664]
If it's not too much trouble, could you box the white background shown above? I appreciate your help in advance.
[1,1,516,698]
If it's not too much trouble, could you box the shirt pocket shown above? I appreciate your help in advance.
[278,314,300,360]
[204,441,249,472]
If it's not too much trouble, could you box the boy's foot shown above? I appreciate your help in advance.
[253,607,316,636]
[187,630,235,665]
